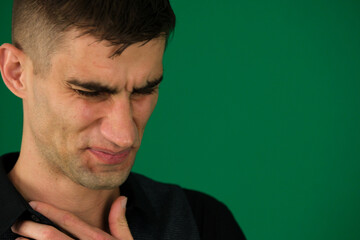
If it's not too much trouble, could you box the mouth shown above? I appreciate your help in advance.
[87,147,131,165]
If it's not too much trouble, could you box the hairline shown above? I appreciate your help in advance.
[26,28,169,77]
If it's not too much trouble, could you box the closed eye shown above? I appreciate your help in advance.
[74,89,103,97]
[74,88,158,98]
[67,76,162,98]
[66,79,117,98]
[132,87,158,96]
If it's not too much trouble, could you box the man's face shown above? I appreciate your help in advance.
[24,31,165,190]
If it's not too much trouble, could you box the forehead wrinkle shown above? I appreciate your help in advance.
[63,31,114,61]
[58,32,165,93]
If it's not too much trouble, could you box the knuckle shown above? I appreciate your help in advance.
[90,232,110,240]
[61,212,76,227]
[41,227,57,238]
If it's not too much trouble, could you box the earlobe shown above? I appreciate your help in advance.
[0,43,27,98]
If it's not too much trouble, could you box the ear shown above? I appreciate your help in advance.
[0,43,27,98]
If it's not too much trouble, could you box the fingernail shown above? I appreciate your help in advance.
[11,222,18,232]
[121,197,128,209]
[29,201,37,209]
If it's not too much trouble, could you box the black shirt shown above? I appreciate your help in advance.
[0,152,246,239]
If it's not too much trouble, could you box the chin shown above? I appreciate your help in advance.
[73,169,131,190]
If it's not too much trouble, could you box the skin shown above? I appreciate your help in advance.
[12,197,132,239]
[0,30,166,238]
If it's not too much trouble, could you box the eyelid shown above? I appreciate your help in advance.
[74,89,102,97]
[133,85,160,94]
[71,85,97,93]
[71,84,158,98]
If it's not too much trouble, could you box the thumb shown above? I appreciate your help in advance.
[108,196,133,239]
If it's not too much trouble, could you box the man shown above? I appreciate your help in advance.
[0,0,246,239]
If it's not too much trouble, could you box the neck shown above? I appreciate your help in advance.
[8,147,120,231]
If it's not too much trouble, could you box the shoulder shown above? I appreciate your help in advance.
[128,173,246,240]
[183,189,246,240]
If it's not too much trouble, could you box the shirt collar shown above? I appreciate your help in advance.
[0,152,28,234]
[121,170,156,221]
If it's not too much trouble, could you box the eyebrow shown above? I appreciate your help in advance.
[133,76,163,93]
[66,76,163,94]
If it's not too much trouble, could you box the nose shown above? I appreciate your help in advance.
[100,95,137,149]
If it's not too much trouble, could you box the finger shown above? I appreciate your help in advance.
[11,220,72,240]
[29,201,112,240]
[109,196,133,239]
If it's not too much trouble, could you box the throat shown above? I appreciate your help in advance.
[8,155,120,231]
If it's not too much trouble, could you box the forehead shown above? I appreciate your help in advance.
[49,30,166,89]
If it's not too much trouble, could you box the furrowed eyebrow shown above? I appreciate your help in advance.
[133,76,163,93]
[66,75,163,94]
[66,79,118,94]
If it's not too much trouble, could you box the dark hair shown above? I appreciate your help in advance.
[12,0,176,74]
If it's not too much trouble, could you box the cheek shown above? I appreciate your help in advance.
[71,94,118,121]
[34,98,100,144]
[73,102,100,125]
[30,84,59,133]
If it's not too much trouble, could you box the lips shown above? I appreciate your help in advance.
[88,148,131,165]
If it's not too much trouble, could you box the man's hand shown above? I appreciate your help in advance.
[11,196,133,240]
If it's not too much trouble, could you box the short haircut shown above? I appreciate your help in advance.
[12,0,176,75]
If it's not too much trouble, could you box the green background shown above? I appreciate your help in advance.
[1,1,360,239]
